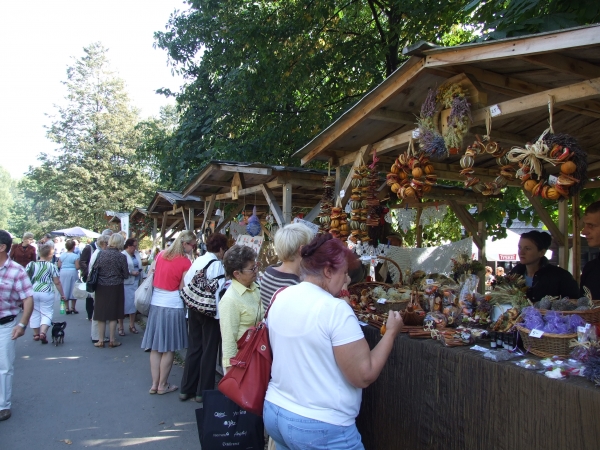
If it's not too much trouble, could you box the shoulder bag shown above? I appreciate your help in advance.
[180,259,224,317]
[135,259,156,315]
[85,263,99,293]
[217,287,286,416]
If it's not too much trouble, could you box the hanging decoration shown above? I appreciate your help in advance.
[317,164,335,233]
[246,205,262,237]
[420,205,448,226]
[329,198,349,242]
[508,97,587,200]
[387,139,437,200]
[395,208,417,233]
[418,89,447,158]
[456,110,512,196]
[347,165,370,243]
[417,84,472,158]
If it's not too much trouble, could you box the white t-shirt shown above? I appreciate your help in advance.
[183,252,226,318]
[265,282,365,426]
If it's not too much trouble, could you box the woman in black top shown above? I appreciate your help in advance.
[509,231,579,303]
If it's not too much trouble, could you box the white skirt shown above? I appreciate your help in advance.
[29,291,55,328]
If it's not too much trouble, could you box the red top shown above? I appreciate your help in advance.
[153,253,192,291]
[10,244,36,268]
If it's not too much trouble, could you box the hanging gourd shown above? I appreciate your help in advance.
[246,205,262,237]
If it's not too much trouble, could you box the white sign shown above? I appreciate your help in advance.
[426,279,434,285]
[529,329,544,339]
[490,104,502,117]
[548,174,558,186]
[235,234,264,256]
[377,298,387,304]
[412,128,421,139]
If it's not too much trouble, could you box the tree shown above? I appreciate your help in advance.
[466,0,600,40]
[153,1,473,187]
[0,166,14,230]
[24,43,156,231]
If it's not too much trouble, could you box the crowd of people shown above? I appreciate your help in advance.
[3,201,600,448]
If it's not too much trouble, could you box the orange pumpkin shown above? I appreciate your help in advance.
[424,164,435,175]
[412,167,423,178]
[523,179,537,192]
[391,183,401,193]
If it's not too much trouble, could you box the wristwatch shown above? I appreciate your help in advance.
[17,322,27,330]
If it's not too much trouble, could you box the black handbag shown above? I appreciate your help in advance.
[195,390,264,449]
[86,263,99,293]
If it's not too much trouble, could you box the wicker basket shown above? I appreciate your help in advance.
[348,281,409,314]
[539,300,600,324]
[378,256,404,286]
[516,324,576,358]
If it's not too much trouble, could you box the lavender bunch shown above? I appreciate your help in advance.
[448,96,471,128]
[421,89,437,119]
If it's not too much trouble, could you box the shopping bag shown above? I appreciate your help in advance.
[134,259,155,315]
[195,390,264,449]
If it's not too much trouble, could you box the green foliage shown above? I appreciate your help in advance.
[394,207,463,247]
[153,0,473,186]
[465,0,600,40]
[8,177,51,238]
[0,167,13,230]
[23,43,156,232]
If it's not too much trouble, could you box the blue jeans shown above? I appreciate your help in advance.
[264,400,364,450]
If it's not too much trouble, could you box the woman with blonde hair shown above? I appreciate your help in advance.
[142,230,196,395]
[92,233,128,348]
[260,223,313,313]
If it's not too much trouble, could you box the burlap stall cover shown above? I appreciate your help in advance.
[356,326,600,450]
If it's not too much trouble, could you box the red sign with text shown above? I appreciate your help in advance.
[498,254,517,260]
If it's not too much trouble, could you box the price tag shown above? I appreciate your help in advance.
[426,279,434,285]
[548,174,558,186]
[490,104,502,117]
[339,189,345,198]
[529,329,544,338]
[377,298,387,304]
[412,128,421,139]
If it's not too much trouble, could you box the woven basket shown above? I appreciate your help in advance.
[348,282,409,314]
[378,256,404,286]
[539,300,600,324]
[516,324,576,358]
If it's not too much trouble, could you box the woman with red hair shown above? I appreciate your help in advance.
[264,234,403,449]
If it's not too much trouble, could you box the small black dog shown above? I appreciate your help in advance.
[51,322,67,346]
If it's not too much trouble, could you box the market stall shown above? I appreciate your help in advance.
[288,25,600,450]
[356,327,600,450]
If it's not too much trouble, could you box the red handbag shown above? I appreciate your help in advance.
[217,287,286,416]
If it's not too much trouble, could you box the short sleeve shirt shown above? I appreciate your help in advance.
[153,253,192,291]
[25,261,59,293]
[0,258,34,317]
[59,252,79,270]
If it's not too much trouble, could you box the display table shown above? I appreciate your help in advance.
[356,325,600,450]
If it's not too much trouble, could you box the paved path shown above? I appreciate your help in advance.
[1,305,201,449]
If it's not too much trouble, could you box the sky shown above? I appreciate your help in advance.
[0,0,189,179]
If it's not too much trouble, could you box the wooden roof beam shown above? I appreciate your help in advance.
[261,184,284,228]
[448,200,483,249]
[214,203,245,233]
[520,53,600,80]
[370,109,417,125]
[215,179,280,201]
[423,26,600,67]
[218,165,272,176]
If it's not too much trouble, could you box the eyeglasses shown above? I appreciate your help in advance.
[241,263,260,273]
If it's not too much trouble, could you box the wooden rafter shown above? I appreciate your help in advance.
[520,53,600,80]
[218,165,272,175]
[261,184,284,227]
[448,200,482,249]
[214,203,244,233]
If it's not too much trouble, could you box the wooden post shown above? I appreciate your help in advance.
[282,183,292,225]
[152,218,157,245]
[415,207,423,248]
[188,208,195,231]
[572,195,581,281]
[160,212,167,249]
[558,200,569,269]
[477,203,487,266]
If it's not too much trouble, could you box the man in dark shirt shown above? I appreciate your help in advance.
[581,201,600,299]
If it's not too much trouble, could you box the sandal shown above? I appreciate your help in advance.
[94,341,105,348]
[66,310,72,315]
[72,309,79,314]
[108,340,121,348]
[157,384,178,395]
[40,332,48,344]
[129,326,139,334]
[149,387,158,395]
[118,328,126,337]
[33,334,40,341]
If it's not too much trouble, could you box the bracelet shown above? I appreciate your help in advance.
[339,289,350,298]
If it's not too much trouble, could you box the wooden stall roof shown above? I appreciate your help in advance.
[181,161,330,225]
[146,190,205,232]
[293,24,600,182]
[130,207,148,221]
